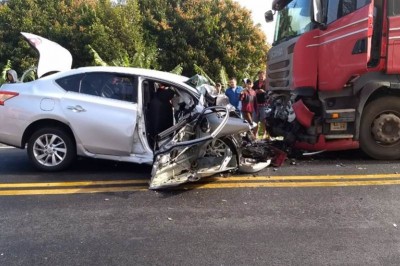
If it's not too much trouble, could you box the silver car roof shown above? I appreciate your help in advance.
[43,66,199,96]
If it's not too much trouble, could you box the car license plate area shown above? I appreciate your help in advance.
[330,122,347,131]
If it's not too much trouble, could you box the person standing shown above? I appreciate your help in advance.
[253,70,269,139]
[5,69,18,83]
[215,82,222,94]
[240,79,257,130]
[225,77,243,113]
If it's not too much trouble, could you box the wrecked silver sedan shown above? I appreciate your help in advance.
[0,33,275,189]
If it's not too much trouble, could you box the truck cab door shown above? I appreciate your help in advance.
[317,1,374,91]
[386,2,400,74]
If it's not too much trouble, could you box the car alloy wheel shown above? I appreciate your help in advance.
[33,133,67,167]
[28,127,76,171]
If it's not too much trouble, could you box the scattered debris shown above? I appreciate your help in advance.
[167,217,173,221]
[302,150,326,156]
[394,223,397,228]
[241,141,287,167]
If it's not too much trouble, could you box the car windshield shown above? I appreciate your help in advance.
[185,74,217,95]
[273,0,313,45]
[184,74,211,89]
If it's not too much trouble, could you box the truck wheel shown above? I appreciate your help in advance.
[27,127,76,171]
[360,96,400,160]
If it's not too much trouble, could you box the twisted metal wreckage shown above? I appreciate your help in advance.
[149,79,287,190]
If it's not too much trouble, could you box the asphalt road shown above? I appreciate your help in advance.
[1,147,400,265]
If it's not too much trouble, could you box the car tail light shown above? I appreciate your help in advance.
[0,91,19,105]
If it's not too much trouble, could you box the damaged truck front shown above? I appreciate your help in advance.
[265,0,400,159]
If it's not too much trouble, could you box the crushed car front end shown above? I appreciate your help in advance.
[149,102,274,189]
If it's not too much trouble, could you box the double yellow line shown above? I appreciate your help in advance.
[1,173,400,196]
[0,180,148,196]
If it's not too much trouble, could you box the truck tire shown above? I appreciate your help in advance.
[360,96,400,160]
[27,127,76,171]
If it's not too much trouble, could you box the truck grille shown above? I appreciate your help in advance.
[268,59,291,91]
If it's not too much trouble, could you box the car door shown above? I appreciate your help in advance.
[58,72,139,156]
[149,106,239,189]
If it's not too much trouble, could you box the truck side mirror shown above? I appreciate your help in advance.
[313,0,327,29]
[265,10,274,23]
[313,0,323,23]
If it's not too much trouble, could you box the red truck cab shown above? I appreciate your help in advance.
[265,0,400,159]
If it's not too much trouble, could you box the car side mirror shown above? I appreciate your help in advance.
[265,10,274,23]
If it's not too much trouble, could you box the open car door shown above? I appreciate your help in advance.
[149,106,241,189]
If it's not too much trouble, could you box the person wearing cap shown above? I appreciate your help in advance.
[240,79,257,132]
[5,69,18,83]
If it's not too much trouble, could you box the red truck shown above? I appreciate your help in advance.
[265,0,400,159]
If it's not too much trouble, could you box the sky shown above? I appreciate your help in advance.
[234,0,275,44]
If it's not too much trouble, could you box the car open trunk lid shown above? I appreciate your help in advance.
[21,32,72,78]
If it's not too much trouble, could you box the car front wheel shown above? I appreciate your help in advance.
[27,127,76,171]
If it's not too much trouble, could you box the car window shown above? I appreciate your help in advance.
[79,72,138,102]
[55,74,84,92]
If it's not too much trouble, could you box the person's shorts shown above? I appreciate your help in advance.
[253,105,268,123]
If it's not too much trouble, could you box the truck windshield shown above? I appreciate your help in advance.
[274,0,313,45]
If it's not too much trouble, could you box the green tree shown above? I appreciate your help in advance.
[139,0,268,81]
[0,0,157,75]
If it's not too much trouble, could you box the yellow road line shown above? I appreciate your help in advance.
[212,174,400,181]
[0,180,148,188]
[0,186,148,196]
[1,173,400,189]
[1,173,400,196]
[1,179,400,196]
[186,179,400,189]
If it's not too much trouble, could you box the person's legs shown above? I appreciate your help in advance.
[259,106,269,139]
[252,110,259,136]
[243,111,252,124]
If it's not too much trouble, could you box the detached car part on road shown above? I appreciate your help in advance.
[0,33,281,189]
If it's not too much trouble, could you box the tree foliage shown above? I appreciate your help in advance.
[0,0,268,83]
[0,0,158,75]
[138,0,268,82]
